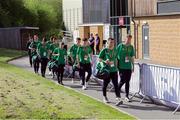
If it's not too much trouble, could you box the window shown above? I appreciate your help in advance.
[142,24,149,59]
[157,0,180,14]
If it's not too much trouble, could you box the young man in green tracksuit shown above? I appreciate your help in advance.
[46,36,54,51]
[77,38,93,90]
[29,34,41,74]
[69,37,81,83]
[98,38,123,105]
[38,37,49,77]
[52,42,67,85]
[49,37,59,76]
[117,34,135,102]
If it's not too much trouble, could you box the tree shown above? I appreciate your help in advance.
[0,0,64,36]
[0,0,37,27]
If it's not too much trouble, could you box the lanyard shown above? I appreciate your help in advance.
[58,48,61,56]
[107,48,115,60]
[124,45,130,56]
[83,46,88,55]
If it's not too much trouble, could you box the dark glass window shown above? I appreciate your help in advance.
[82,0,110,23]
[157,0,180,14]
[110,0,128,17]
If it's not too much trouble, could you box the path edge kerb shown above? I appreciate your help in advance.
[6,54,27,63]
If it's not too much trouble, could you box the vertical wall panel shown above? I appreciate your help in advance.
[83,0,109,23]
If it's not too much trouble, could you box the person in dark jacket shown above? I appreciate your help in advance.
[26,36,33,67]
[88,33,95,55]
[95,34,100,54]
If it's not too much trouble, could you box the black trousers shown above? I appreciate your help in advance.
[57,64,65,83]
[28,50,32,67]
[40,58,48,77]
[79,63,92,85]
[48,53,52,71]
[28,51,32,66]
[118,69,132,98]
[96,45,100,54]
[33,58,40,73]
[90,45,95,55]
[72,66,80,78]
[29,55,32,67]
[103,72,120,98]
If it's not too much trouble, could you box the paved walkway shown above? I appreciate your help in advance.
[9,57,180,120]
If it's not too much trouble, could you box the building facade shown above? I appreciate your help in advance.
[63,0,180,67]
[63,0,83,32]
[79,0,110,50]
[128,0,180,67]
[0,27,39,50]
[109,0,130,44]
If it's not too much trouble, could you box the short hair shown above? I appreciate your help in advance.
[53,37,57,40]
[108,38,114,41]
[33,34,38,38]
[76,37,81,41]
[82,38,88,41]
[127,34,132,38]
[43,37,47,42]
[50,36,54,40]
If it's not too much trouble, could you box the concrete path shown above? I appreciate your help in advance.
[9,56,180,120]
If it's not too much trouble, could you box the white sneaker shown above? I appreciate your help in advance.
[115,97,123,106]
[49,71,52,76]
[71,78,74,83]
[125,97,131,102]
[86,81,89,85]
[103,96,109,103]
[82,85,86,90]
[85,82,88,88]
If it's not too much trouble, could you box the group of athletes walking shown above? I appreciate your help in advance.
[27,34,135,105]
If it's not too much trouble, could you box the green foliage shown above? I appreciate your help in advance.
[0,0,64,36]
[0,5,10,27]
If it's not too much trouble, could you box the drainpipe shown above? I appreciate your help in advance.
[131,0,138,58]
[132,19,138,59]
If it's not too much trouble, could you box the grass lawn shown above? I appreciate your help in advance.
[0,48,135,119]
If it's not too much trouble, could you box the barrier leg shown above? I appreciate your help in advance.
[173,103,180,114]
[130,82,143,100]
[130,91,143,100]
[109,86,114,92]
[130,63,143,101]
[140,95,147,104]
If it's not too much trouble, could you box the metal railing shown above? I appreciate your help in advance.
[91,56,180,114]
[140,63,180,114]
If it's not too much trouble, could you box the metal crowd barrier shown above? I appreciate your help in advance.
[91,55,180,114]
[129,63,143,99]
[140,63,180,114]
[66,55,179,114]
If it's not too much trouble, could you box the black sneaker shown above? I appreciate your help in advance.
[61,82,64,85]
